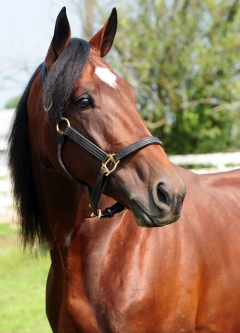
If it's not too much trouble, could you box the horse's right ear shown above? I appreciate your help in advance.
[45,7,71,70]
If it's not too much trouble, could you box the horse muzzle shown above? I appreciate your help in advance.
[130,180,186,227]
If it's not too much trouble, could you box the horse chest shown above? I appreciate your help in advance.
[62,225,195,332]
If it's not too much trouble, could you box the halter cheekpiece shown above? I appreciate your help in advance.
[41,62,163,219]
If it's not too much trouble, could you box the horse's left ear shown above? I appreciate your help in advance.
[89,8,117,57]
[45,7,71,69]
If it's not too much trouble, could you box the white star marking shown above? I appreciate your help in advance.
[95,67,117,88]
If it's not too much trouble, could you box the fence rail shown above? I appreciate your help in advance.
[169,152,240,173]
[0,165,12,223]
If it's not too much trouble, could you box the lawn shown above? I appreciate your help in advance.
[0,223,52,333]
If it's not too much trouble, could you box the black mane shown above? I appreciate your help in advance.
[8,38,90,247]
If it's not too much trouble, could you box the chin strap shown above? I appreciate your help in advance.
[56,117,163,219]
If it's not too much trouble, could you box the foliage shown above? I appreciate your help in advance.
[107,0,240,154]
[0,224,51,333]
[5,95,20,109]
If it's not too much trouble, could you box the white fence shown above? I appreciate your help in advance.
[0,109,14,223]
[0,165,12,223]
[0,108,240,222]
[169,152,240,173]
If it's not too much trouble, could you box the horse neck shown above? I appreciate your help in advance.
[26,88,89,245]
[31,141,119,249]
[36,163,90,245]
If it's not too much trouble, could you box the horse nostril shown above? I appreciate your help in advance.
[157,183,169,206]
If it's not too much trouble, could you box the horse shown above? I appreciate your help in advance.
[8,7,240,333]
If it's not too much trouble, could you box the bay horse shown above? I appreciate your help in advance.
[8,7,240,333]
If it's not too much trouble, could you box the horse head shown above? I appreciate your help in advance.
[15,8,186,239]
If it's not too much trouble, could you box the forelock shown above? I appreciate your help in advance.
[42,38,90,122]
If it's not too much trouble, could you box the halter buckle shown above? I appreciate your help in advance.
[102,154,120,177]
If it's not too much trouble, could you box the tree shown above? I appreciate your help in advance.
[67,0,240,154]
[64,0,98,39]
[109,0,240,154]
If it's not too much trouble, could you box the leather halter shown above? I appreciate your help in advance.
[41,62,163,218]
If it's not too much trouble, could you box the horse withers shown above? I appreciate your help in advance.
[8,6,240,333]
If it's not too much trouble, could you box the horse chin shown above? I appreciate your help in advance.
[131,200,180,228]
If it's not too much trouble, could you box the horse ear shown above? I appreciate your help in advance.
[45,7,71,69]
[89,8,117,57]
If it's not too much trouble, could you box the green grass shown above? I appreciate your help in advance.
[0,223,52,333]
[0,222,14,237]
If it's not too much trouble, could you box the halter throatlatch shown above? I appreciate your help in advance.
[56,117,163,218]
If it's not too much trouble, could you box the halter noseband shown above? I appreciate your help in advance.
[42,62,163,219]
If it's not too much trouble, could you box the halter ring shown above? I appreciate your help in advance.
[90,209,102,218]
[56,117,70,131]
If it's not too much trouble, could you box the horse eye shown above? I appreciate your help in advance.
[76,96,93,110]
